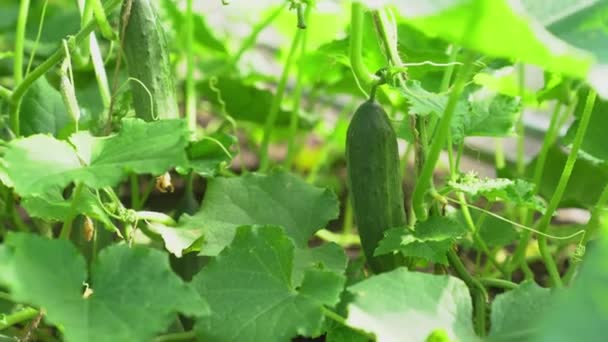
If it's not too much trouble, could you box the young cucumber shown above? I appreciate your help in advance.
[346,100,406,273]
[121,0,179,121]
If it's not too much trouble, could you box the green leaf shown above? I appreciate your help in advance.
[293,243,348,285]
[3,118,189,196]
[198,77,314,128]
[448,173,546,213]
[177,132,235,177]
[346,268,479,342]
[375,216,466,264]
[161,0,228,54]
[374,0,603,96]
[531,234,608,342]
[192,225,345,341]
[20,187,116,232]
[0,233,208,342]
[525,0,608,67]
[158,170,339,256]
[460,89,521,140]
[488,281,552,342]
[19,77,71,137]
[398,81,519,143]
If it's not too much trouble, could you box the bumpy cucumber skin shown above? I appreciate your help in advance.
[121,0,179,121]
[346,100,406,273]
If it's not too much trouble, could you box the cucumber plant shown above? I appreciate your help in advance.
[0,1,607,342]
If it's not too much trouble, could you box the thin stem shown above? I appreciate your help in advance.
[154,331,196,342]
[494,138,505,169]
[135,211,177,226]
[515,63,526,176]
[25,0,49,76]
[259,10,309,172]
[0,307,39,330]
[537,90,597,288]
[564,182,608,283]
[12,0,121,102]
[412,53,474,221]
[225,3,286,72]
[447,249,487,336]
[349,2,377,95]
[458,193,507,276]
[509,100,573,276]
[0,85,12,100]
[60,183,85,239]
[479,278,518,290]
[321,307,375,340]
[14,0,30,84]
[285,5,310,168]
[185,0,196,132]
[130,174,140,209]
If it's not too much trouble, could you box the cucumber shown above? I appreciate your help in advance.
[346,100,406,273]
[120,0,179,121]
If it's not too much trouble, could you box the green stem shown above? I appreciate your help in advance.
[321,307,375,340]
[259,9,309,172]
[14,0,30,85]
[9,0,122,136]
[285,7,310,168]
[135,211,177,226]
[349,3,377,94]
[154,331,196,342]
[185,0,196,132]
[458,193,507,276]
[537,90,597,288]
[226,3,286,72]
[0,85,12,101]
[531,102,564,193]
[509,100,572,276]
[515,63,526,176]
[25,0,48,76]
[412,53,474,221]
[60,183,85,239]
[130,174,140,209]
[494,138,505,169]
[0,307,39,330]
[564,182,608,283]
[479,278,518,290]
[447,249,487,336]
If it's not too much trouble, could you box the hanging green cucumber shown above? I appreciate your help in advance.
[346,82,406,273]
[120,0,179,121]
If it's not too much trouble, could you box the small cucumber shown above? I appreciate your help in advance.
[120,0,179,121]
[346,100,406,273]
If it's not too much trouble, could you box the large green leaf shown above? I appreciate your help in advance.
[375,216,466,264]
[20,187,117,232]
[488,281,553,342]
[154,170,339,256]
[198,77,314,128]
[398,81,520,143]
[19,77,71,137]
[346,268,479,342]
[2,119,189,196]
[192,225,345,341]
[366,0,605,96]
[0,233,208,342]
[531,233,608,341]
[523,0,608,65]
